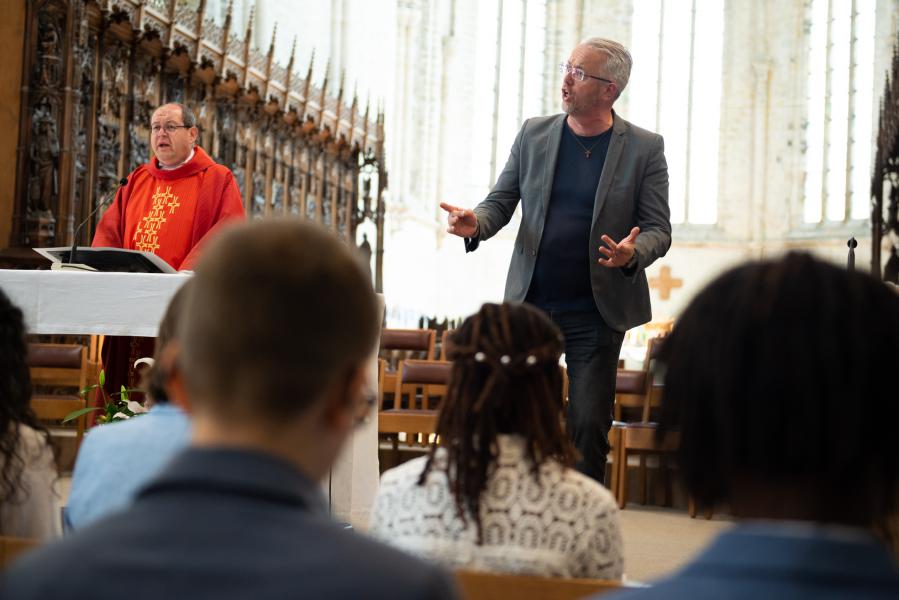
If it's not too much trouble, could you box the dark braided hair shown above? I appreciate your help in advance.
[417,302,578,543]
[0,288,52,505]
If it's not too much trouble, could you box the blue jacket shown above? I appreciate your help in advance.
[604,524,899,600]
[66,403,191,530]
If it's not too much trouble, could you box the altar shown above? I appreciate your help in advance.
[0,269,380,528]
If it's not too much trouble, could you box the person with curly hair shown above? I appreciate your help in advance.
[0,288,59,539]
[599,253,899,599]
[370,302,623,579]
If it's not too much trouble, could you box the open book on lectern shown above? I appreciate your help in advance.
[33,247,177,274]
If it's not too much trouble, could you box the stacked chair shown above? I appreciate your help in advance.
[377,329,436,410]
[377,329,442,466]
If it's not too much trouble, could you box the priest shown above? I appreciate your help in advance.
[92,102,246,407]
[92,102,245,269]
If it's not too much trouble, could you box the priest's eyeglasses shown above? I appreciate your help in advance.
[558,63,614,84]
[151,123,192,134]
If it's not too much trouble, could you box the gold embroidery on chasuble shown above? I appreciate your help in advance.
[133,186,182,253]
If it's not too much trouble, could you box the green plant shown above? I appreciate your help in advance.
[62,369,147,425]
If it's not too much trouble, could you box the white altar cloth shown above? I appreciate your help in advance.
[0,269,190,336]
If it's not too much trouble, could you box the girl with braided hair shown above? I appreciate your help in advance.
[0,289,59,539]
[370,302,623,579]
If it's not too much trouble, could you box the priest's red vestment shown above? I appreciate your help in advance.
[92,145,245,269]
[91,146,245,409]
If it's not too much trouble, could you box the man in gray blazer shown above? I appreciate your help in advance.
[1,221,456,600]
[442,38,671,484]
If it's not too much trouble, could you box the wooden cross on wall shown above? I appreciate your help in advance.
[649,266,683,300]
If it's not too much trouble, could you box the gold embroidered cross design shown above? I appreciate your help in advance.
[133,186,180,253]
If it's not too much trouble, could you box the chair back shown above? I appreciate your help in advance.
[454,570,620,600]
[614,334,669,422]
[613,369,649,421]
[26,343,90,456]
[394,359,451,410]
[378,359,451,445]
[380,328,436,357]
[26,343,87,388]
[0,535,40,569]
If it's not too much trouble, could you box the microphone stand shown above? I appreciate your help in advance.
[68,177,128,264]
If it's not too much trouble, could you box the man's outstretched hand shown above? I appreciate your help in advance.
[598,227,640,268]
[440,202,479,238]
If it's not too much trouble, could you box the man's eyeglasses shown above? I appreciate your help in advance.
[558,63,614,84]
[151,123,192,134]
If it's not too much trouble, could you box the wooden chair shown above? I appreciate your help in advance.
[613,335,666,422]
[613,368,648,422]
[26,343,90,454]
[0,535,40,569]
[616,423,680,509]
[392,359,451,411]
[454,570,620,600]
[378,329,436,409]
[379,359,451,452]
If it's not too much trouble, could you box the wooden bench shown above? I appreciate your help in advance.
[454,570,621,600]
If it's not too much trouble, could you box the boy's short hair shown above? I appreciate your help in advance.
[180,220,380,423]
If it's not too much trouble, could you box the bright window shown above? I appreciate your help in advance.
[628,0,724,225]
[803,0,876,223]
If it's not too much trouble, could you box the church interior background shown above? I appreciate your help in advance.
[1,0,898,343]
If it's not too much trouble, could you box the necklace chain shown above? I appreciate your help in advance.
[568,127,605,158]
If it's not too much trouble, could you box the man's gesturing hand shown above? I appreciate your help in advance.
[440,202,479,238]
[598,227,640,268]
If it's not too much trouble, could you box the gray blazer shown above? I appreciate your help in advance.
[466,112,671,332]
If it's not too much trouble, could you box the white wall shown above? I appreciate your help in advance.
[208,0,898,329]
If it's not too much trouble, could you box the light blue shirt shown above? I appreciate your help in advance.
[65,403,190,530]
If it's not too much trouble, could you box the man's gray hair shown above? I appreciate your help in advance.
[581,38,632,97]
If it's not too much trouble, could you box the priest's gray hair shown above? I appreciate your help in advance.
[581,38,632,98]
[174,103,197,129]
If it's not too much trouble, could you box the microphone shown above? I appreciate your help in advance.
[69,177,128,264]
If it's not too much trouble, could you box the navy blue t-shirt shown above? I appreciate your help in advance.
[525,121,612,312]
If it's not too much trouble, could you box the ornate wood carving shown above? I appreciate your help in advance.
[12,0,387,291]
[873,32,899,283]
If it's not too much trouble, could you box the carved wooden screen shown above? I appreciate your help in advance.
[13,0,386,290]
[872,32,899,282]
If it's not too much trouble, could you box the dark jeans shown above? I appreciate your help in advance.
[548,309,624,485]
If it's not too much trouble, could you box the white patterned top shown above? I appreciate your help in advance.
[368,435,623,580]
